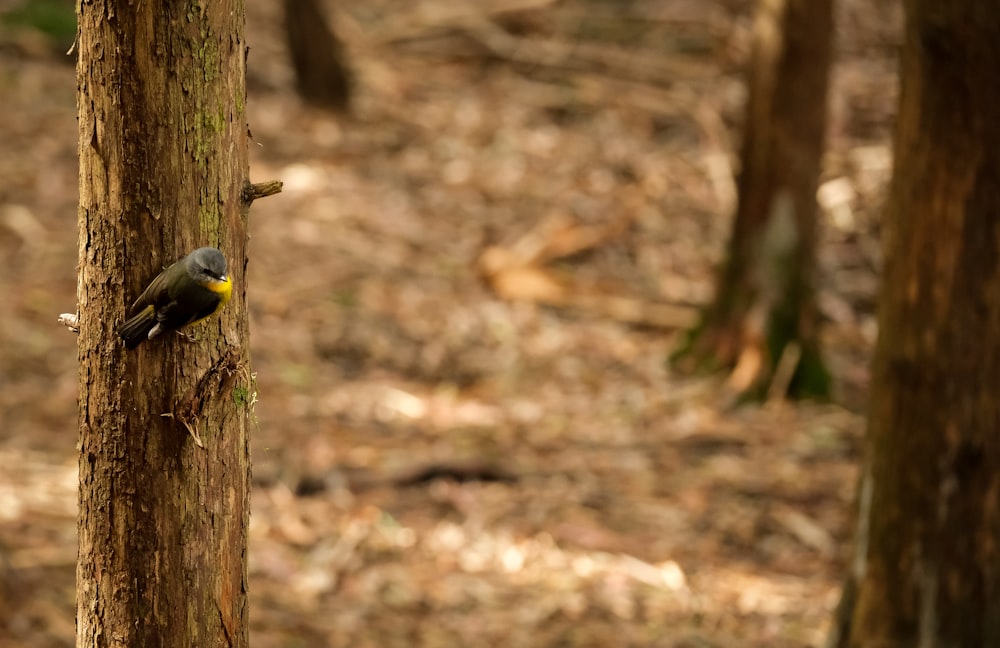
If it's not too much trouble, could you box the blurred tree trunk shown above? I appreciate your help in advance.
[832,4,1000,647]
[674,0,832,399]
[284,0,352,112]
[75,1,252,646]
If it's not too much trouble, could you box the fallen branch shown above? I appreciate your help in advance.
[382,17,714,89]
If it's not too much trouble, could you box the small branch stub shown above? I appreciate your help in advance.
[243,180,283,204]
[58,312,80,334]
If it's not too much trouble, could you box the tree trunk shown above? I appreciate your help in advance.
[284,0,352,112]
[674,0,832,399]
[840,3,1000,646]
[75,1,252,646]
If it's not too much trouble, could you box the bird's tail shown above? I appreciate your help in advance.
[119,305,157,349]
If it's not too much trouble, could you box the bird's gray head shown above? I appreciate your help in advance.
[186,247,228,282]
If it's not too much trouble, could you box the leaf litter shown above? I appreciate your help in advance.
[0,0,899,645]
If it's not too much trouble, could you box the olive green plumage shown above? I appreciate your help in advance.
[118,247,233,349]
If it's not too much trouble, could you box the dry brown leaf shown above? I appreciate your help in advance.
[491,265,568,303]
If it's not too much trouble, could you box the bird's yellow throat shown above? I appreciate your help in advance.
[204,276,233,306]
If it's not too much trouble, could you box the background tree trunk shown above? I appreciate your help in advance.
[75,1,252,646]
[841,3,1000,646]
[284,0,352,112]
[674,0,832,399]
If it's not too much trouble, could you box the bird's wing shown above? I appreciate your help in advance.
[154,278,221,327]
[127,270,171,317]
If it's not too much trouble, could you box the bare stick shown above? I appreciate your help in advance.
[243,180,283,204]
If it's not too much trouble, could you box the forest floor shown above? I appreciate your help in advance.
[0,0,899,646]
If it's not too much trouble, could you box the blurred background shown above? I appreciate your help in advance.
[0,0,898,645]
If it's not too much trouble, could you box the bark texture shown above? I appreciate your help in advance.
[676,0,832,399]
[843,3,1000,646]
[75,1,251,646]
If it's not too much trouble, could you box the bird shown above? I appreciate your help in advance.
[118,247,232,349]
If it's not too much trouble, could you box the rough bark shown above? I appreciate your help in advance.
[75,1,252,646]
[284,0,352,112]
[841,3,1000,646]
[674,0,832,399]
